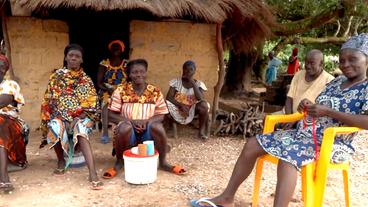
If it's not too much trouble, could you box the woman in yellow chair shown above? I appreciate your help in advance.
[191,34,368,207]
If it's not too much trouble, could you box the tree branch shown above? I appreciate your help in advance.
[274,5,344,36]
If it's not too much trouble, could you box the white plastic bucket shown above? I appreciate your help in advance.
[123,147,159,184]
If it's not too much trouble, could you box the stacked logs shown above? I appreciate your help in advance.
[214,103,265,139]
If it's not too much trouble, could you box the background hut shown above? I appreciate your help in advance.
[0,0,274,128]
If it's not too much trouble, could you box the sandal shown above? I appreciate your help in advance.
[102,167,117,179]
[190,198,224,207]
[90,180,103,190]
[100,135,110,144]
[0,182,15,194]
[172,165,186,175]
[53,168,65,176]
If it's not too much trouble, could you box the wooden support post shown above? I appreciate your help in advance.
[1,8,17,80]
[212,23,226,126]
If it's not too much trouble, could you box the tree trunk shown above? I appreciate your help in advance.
[212,23,225,125]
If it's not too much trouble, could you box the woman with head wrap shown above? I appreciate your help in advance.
[287,47,300,75]
[97,40,128,144]
[191,34,368,207]
[40,44,103,190]
[166,60,210,140]
[0,55,29,194]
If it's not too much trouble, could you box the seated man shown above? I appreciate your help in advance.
[166,60,210,140]
[283,49,334,128]
[103,59,185,179]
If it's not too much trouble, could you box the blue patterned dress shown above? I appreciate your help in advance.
[256,76,368,170]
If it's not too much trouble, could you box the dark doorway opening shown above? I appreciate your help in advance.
[34,8,157,88]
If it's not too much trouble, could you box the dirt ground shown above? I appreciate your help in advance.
[1,126,367,207]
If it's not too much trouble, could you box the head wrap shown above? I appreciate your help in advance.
[341,33,368,56]
[108,40,125,52]
[183,60,196,70]
[0,54,9,69]
[292,47,298,56]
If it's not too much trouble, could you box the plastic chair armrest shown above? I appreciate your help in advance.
[263,113,304,134]
[317,127,361,168]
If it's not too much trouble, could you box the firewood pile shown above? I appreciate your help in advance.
[214,103,265,139]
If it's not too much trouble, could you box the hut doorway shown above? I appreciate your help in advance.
[67,10,131,85]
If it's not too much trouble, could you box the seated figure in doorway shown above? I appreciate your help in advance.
[166,61,210,140]
[97,40,129,144]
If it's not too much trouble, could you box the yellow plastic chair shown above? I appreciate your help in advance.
[251,113,360,207]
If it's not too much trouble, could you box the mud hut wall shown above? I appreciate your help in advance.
[6,17,69,128]
[130,20,218,102]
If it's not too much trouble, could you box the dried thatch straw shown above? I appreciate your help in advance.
[18,0,276,51]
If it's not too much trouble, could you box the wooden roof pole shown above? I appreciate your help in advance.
[212,23,225,128]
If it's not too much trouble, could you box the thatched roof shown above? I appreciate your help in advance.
[18,0,276,51]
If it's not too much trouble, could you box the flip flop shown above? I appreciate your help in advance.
[90,180,103,190]
[190,198,224,207]
[0,182,15,194]
[53,168,65,176]
[102,167,117,179]
[172,165,186,175]
[100,135,110,144]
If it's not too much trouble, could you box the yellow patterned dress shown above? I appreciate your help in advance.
[99,59,128,106]
[40,68,99,163]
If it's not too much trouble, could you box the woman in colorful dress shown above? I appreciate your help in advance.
[41,44,103,190]
[166,61,210,139]
[191,34,368,207]
[0,55,29,193]
[97,40,128,144]
[103,59,185,179]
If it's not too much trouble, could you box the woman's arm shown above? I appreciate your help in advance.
[97,65,108,91]
[108,110,128,125]
[0,94,14,109]
[189,79,204,101]
[148,114,165,123]
[166,87,181,107]
[307,104,368,130]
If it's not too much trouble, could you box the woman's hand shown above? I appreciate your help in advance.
[297,99,313,113]
[179,104,191,115]
[131,120,147,133]
[305,104,331,118]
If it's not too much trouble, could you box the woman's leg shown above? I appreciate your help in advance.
[149,122,172,171]
[0,147,9,183]
[273,160,298,207]
[53,142,65,170]
[207,137,267,206]
[101,104,109,142]
[78,136,99,182]
[195,101,209,138]
[114,121,132,170]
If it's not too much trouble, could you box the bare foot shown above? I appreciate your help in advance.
[203,195,234,207]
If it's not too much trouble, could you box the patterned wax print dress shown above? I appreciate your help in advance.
[40,68,99,166]
[99,59,128,106]
[256,76,368,170]
[0,79,29,167]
